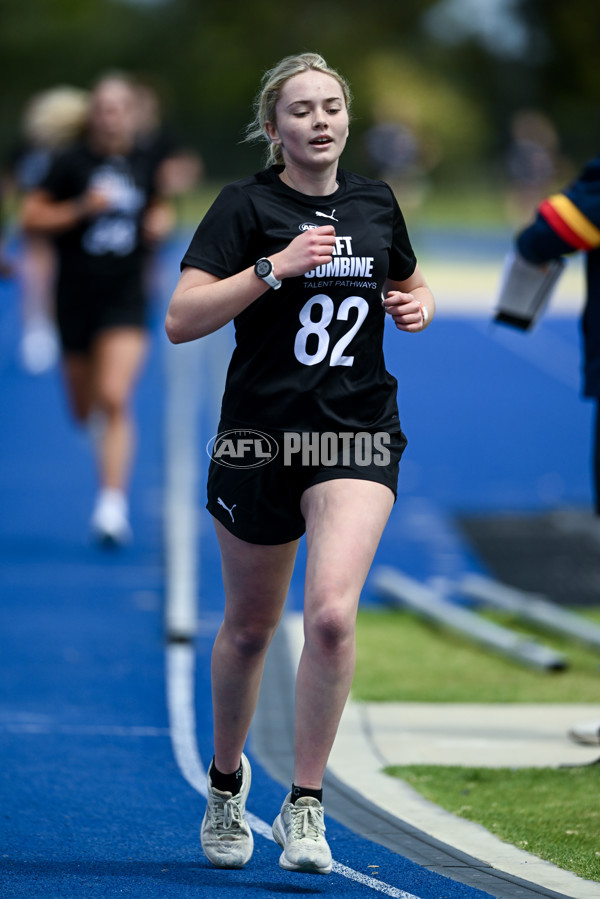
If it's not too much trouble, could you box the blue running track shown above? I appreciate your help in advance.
[0,232,592,898]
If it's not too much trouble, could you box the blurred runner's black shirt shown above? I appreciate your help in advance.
[41,143,158,279]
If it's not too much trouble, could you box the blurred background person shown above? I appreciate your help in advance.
[8,86,89,373]
[503,109,565,224]
[364,117,439,215]
[0,180,14,279]
[511,152,600,518]
[132,78,203,200]
[131,77,203,299]
[508,152,600,749]
[21,72,175,546]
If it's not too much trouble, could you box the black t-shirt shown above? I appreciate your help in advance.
[181,166,417,432]
[41,142,159,279]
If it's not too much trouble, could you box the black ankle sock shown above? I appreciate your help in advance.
[210,757,243,796]
[291,784,323,804]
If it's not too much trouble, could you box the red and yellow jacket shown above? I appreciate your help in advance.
[517,155,600,396]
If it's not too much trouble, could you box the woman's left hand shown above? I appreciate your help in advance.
[382,290,427,332]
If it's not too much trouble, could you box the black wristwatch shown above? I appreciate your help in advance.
[254,257,281,290]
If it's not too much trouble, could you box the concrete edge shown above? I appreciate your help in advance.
[281,612,598,899]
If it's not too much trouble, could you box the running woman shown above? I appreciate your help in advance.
[22,73,173,545]
[165,52,435,874]
[11,85,90,374]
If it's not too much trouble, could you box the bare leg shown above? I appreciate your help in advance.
[211,519,299,773]
[293,479,394,788]
[62,353,95,423]
[92,327,148,489]
[19,235,56,327]
[19,235,59,374]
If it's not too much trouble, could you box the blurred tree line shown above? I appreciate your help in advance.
[1,0,599,187]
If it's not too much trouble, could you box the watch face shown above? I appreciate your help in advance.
[255,259,271,277]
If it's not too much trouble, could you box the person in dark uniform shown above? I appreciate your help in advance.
[515,154,600,511]
[165,52,435,874]
[22,73,173,545]
[512,156,600,750]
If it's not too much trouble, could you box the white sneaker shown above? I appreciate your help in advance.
[272,793,332,874]
[90,489,132,547]
[568,721,600,745]
[201,754,253,868]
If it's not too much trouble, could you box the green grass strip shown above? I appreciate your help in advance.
[354,608,600,703]
[385,765,600,883]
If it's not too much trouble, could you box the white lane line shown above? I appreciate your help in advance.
[166,642,422,899]
[165,641,206,796]
[332,862,425,898]
[164,339,203,641]
[0,724,169,736]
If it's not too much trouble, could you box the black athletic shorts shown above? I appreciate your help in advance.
[56,269,148,353]
[206,421,407,545]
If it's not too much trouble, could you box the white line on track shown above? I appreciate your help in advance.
[166,642,422,899]
[0,723,170,736]
[164,332,425,899]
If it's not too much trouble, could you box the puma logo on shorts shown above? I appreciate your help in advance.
[217,497,237,522]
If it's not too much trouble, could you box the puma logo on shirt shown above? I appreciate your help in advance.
[315,209,338,222]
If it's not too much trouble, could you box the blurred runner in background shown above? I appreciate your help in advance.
[21,72,175,546]
[9,86,89,373]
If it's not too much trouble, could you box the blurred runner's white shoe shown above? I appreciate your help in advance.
[272,793,332,874]
[20,320,59,374]
[201,754,253,868]
[90,488,132,546]
[568,720,600,745]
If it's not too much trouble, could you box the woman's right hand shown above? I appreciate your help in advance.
[270,225,336,280]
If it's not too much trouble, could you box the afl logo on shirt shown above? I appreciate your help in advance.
[207,429,279,468]
[299,223,318,231]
